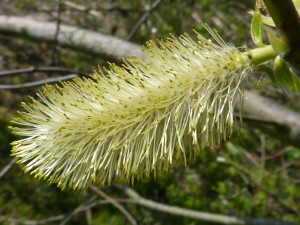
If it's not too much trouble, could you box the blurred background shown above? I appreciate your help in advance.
[0,0,299,224]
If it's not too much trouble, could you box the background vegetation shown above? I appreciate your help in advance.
[0,0,299,224]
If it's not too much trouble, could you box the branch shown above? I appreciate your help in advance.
[0,158,17,178]
[123,187,295,225]
[51,0,63,65]
[224,158,300,216]
[0,66,95,89]
[0,15,144,60]
[0,198,135,225]
[91,187,137,225]
[0,66,82,77]
[127,0,164,40]
[0,215,65,225]
[59,197,97,225]
[242,90,300,147]
[64,1,104,18]
[0,74,80,89]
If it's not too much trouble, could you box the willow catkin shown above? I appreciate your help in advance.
[10,25,251,190]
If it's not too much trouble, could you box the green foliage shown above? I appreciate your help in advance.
[274,56,300,92]
[251,11,264,47]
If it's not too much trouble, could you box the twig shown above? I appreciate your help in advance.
[85,208,92,225]
[123,186,295,225]
[0,66,81,77]
[224,159,300,216]
[57,197,134,225]
[52,0,63,65]
[91,186,137,225]
[64,1,104,18]
[0,158,17,178]
[235,114,290,132]
[127,0,164,40]
[124,186,245,224]
[60,198,137,224]
[0,215,65,225]
[0,74,80,89]
[59,197,96,225]
[0,198,126,225]
[263,147,293,160]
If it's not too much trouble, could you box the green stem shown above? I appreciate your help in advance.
[248,45,277,65]
[241,45,277,66]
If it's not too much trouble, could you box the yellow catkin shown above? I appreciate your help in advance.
[10,25,251,190]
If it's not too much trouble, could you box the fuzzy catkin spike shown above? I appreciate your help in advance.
[10,26,251,190]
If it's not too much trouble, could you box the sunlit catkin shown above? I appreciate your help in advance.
[10,25,251,190]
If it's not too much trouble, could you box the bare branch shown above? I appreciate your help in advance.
[0,74,80,89]
[91,186,137,225]
[0,15,144,60]
[0,198,134,225]
[59,197,96,225]
[127,0,164,40]
[0,66,83,77]
[64,1,104,18]
[0,158,17,178]
[224,158,300,216]
[0,215,65,225]
[51,0,63,65]
[123,186,295,225]
[242,90,300,148]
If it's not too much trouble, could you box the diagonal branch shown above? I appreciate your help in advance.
[127,0,164,40]
[0,158,17,178]
[123,186,295,225]
[91,186,137,225]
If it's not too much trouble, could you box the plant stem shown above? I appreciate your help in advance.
[263,0,300,74]
[248,45,277,65]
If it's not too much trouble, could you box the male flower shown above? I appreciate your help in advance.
[11,25,251,190]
